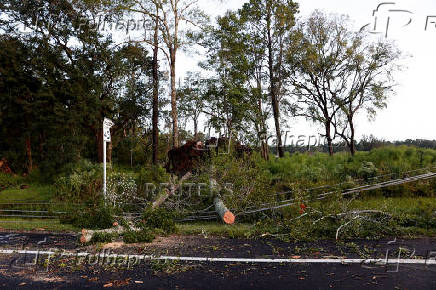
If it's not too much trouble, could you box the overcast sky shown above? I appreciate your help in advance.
[174,0,436,141]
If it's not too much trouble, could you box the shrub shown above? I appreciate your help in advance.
[54,160,102,202]
[123,229,155,243]
[141,208,176,234]
[0,172,23,190]
[60,204,114,230]
[136,166,170,201]
[90,232,115,244]
[357,162,378,180]
[106,172,137,206]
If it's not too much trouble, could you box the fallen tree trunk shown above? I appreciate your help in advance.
[82,174,235,242]
[152,172,192,209]
[80,223,140,244]
[81,226,122,244]
[214,197,235,224]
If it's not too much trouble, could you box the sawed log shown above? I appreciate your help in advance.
[81,225,122,244]
[214,196,235,224]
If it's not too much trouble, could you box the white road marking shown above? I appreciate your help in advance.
[0,249,434,265]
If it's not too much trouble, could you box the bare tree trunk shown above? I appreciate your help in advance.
[259,100,269,161]
[152,11,159,165]
[262,141,269,160]
[96,129,103,163]
[81,225,137,244]
[39,132,45,160]
[170,50,179,148]
[349,118,356,156]
[107,141,112,163]
[226,118,232,140]
[25,135,33,173]
[255,72,269,161]
[166,124,171,155]
[256,123,269,161]
[325,123,334,156]
[193,117,198,140]
[266,9,283,158]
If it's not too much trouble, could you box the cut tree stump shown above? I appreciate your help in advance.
[214,197,235,224]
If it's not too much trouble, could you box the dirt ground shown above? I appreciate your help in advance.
[0,230,435,289]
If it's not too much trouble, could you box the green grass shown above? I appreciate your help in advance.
[0,218,78,232]
[0,184,70,232]
[0,184,55,202]
[0,220,253,239]
[286,196,436,215]
[265,145,436,188]
[348,197,436,212]
[0,220,254,238]
[350,197,436,236]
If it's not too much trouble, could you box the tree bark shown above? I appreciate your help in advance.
[193,116,198,140]
[170,49,179,148]
[256,122,269,161]
[25,135,33,173]
[80,224,140,244]
[325,122,334,156]
[107,141,112,163]
[96,129,103,163]
[39,132,45,160]
[80,226,123,244]
[261,141,269,161]
[349,118,356,156]
[258,99,269,161]
[152,11,160,165]
[255,73,269,161]
[266,8,284,158]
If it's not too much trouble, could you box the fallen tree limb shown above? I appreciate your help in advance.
[335,213,391,240]
[152,172,192,209]
[335,216,361,240]
[313,210,391,225]
[337,210,391,217]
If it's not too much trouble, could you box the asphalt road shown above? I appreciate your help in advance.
[0,231,434,289]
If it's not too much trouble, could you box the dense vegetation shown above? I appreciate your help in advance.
[0,1,434,242]
[1,145,435,241]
